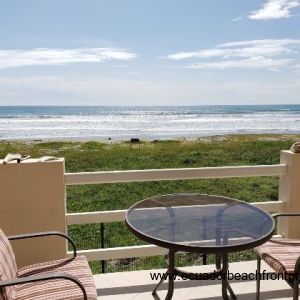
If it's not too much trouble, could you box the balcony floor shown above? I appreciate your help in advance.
[94,260,294,300]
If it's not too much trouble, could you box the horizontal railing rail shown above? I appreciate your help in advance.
[65,164,287,185]
[68,235,285,261]
[65,164,286,262]
[66,201,283,226]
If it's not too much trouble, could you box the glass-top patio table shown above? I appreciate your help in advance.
[126,193,275,300]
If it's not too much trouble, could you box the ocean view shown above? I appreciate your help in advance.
[2,2,300,298]
[0,105,300,140]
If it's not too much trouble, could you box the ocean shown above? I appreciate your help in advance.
[0,105,300,140]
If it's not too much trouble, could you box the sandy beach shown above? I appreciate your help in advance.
[1,133,299,145]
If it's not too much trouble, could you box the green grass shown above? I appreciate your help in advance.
[1,134,298,273]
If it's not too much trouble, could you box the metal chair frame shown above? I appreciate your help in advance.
[256,213,300,300]
[0,231,87,300]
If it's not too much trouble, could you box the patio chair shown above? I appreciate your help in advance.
[0,228,97,299]
[255,213,300,300]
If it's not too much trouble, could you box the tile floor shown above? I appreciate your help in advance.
[94,260,294,300]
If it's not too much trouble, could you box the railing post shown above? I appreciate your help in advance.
[100,223,106,273]
[278,150,300,238]
[0,158,67,267]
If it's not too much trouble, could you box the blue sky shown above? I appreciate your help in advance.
[0,0,300,105]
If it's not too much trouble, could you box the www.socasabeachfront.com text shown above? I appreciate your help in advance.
[150,270,298,281]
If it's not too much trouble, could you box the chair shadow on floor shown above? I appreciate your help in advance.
[189,289,292,300]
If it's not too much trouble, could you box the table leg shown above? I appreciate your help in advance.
[222,253,236,300]
[165,250,175,300]
[152,272,167,295]
[227,280,236,299]
[152,251,175,300]
[152,254,169,295]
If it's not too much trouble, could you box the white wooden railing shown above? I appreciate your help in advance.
[65,164,287,261]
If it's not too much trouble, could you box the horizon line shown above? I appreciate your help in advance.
[0,103,300,107]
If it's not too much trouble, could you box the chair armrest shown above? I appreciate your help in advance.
[0,272,87,300]
[272,213,300,219]
[7,231,76,258]
[272,213,300,234]
[295,256,300,275]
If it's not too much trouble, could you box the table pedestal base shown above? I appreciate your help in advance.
[152,250,236,300]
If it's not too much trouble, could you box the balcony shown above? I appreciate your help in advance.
[1,149,300,299]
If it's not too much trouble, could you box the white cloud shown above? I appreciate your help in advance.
[231,17,243,22]
[166,39,300,70]
[0,48,136,69]
[219,39,300,48]
[168,39,300,60]
[187,57,292,70]
[249,0,300,20]
[167,45,289,60]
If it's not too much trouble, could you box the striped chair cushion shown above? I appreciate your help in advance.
[256,238,300,273]
[0,229,17,300]
[14,255,97,300]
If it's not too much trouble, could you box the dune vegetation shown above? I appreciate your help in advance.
[1,134,299,273]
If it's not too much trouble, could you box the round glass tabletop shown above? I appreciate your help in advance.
[126,193,275,253]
